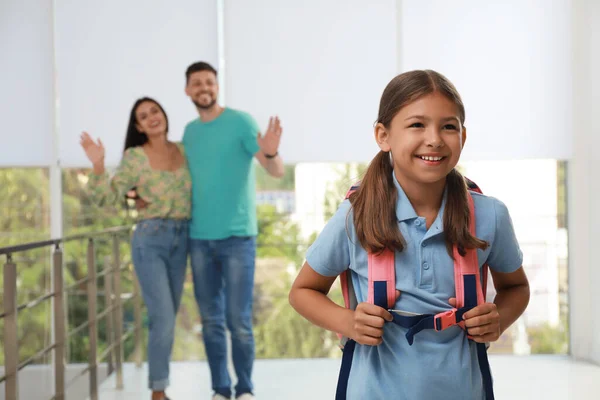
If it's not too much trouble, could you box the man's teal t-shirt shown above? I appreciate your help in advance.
[182,108,260,240]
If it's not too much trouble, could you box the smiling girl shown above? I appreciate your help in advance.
[289,70,530,400]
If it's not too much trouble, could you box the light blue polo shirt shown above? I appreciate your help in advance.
[183,108,260,240]
[305,172,523,400]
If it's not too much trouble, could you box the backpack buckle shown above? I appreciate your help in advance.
[434,309,458,331]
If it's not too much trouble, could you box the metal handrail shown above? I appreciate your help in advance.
[0,290,56,319]
[0,226,131,256]
[1,225,144,400]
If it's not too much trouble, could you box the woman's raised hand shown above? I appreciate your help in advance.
[80,132,105,166]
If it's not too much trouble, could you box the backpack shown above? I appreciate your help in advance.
[335,179,494,400]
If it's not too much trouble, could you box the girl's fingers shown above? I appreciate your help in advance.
[355,324,384,339]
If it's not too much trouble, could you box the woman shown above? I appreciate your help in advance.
[81,97,191,400]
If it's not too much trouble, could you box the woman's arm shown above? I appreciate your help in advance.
[80,133,139,206]
[88,150,139,206]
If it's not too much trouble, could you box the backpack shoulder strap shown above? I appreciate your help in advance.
[368,250,396,309]
[453,191,485,309]
[465,178,489,299]
[463,182,495,400]
[453,188,488,308]
[339,183,396,310]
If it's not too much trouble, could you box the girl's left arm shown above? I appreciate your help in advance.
[460,267,530,343]
[490,266,530,334]
[461,198,530,343]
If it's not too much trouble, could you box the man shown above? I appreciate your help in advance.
[183,61,284,400]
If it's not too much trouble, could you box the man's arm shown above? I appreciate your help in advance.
[255,151,284,178]
[255,116,284,178]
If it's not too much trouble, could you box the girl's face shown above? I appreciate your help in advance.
[375,91,466,188]
[135,101,167,138]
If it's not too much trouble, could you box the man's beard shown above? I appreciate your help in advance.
[193,96,217,110]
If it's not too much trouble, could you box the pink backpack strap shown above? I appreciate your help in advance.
[453,192,485,309]
[368,250,396,308]
[466,179,490,301]
[340,184,396,310]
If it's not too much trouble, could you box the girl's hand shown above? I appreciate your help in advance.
[462,303,501,342]
[348,290,401,346]
[449,297,501,343]
[80,132,105,166]
[349,302,392,346]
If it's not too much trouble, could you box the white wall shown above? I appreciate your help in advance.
[54,0,218,167]
[0,0,55,167]
[399,0,572,162]
[224,0,397,164]
[0,1,577,167]
[591,0,600,365]
[569,0,600,364]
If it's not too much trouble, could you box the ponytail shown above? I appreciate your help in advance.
[349,151,405,254]
[444,169,489,257]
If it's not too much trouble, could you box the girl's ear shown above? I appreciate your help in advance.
[461,126,467,149]
[136,123,144,133]
[374,123,391,152]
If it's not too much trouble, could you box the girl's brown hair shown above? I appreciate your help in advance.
[350,70,488,257]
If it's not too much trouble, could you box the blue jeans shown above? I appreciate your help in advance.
[131,218,189,391]
[190,236,256,398]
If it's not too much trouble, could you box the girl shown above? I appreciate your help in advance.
[289,70,530,399]
[81,97,192,400]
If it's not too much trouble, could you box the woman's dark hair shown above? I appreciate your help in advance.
[123,97,169,151]
[350,70,488,258]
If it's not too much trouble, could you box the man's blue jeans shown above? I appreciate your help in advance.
[190,236,256,398]
[131,218,189,390]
